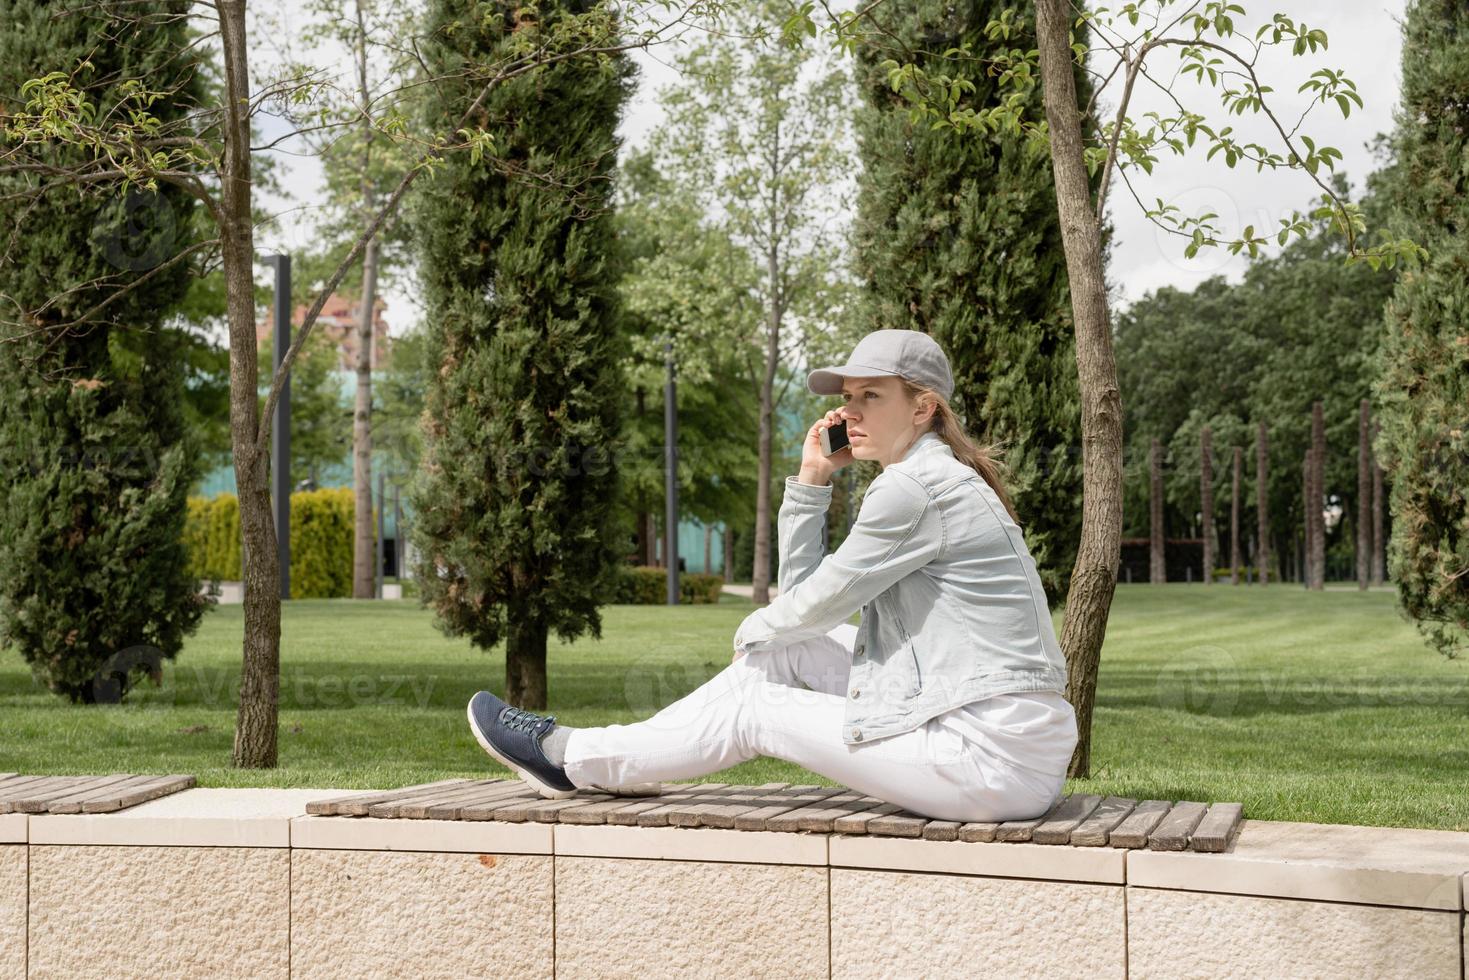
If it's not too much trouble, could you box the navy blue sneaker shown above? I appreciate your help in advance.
[466,690,577,799]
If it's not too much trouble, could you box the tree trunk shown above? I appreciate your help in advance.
[723,523,734,583]
[1302,449,1313,588]
[751,239,781,605]
[1256,420,1270,585]
[635,387,654,564]
[221,0,280,768]
[1149,438,1165,583]
[1200,426,1213,585]
[1354,399,1370,589]
[1230,446,1242,585]
[352,0,380,600]
[1371,418,1385,586]
[505,618,548,710]
[1310,400,1326,590]
[1036,0,1125,781]
[704,522,712,574]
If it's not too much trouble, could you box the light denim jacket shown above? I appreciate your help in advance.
[732,430,1070,745]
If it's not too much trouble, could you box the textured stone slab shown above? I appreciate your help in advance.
[832,868,1126,977]
[0,845,22,978]
[291,849,553,977]
[556,856,828,978]
[29,844,289,978]
[554,823,827,866]
[0,814,24,844]
[1129,819,1469,911]
[830,833,1126,884]
[30,788,329,847]
[291,813,553,854]
[1127,886,1461,977]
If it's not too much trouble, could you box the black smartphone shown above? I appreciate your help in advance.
[820,419,850,456]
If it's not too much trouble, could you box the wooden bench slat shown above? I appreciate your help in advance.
[1031,793,1105,845]
[12,776,124,813]
[1068,796,1140,847]
[1107,800,1175,848]
[521,794,620,822]
[920,820,962,841]
[358,779,484,816]
[761,791,870,833]
[421,782,538,820]
[993,794,1071,842]
[1189,802,1244,852]
[43,775,164,813]
[831,801,903,835]
[667,783,793,829]
[1148,800,1210,851]
[306,779,474,816]
[606,784,729,826]
[865,811,931,838]
[370,780,522,819]
[81,775,196,813]
[957,821,1001,843]
[0,777,82,812]
[731,788,844,831]
[635,785,750,827]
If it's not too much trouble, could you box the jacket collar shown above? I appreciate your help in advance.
[898,430,949,464]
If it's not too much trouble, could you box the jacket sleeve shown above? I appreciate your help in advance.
[733,469,943,657]
[776,475,832,596]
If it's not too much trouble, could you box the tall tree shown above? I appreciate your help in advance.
[1370,417,1385,587]
[1200,426,1213,584]
[1256,420,1270,584]
[408,0,635,708]
[1149,438,1164,583]
[1374,0,1469,659]
[1356,399,1372,590]
[1309,399,1326,589]
[0,0,208,701]
[1230,446,1242,584]
[849,0,1094,601]
[648,0,855,606]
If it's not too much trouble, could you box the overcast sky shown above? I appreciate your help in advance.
[254,0,1408,340]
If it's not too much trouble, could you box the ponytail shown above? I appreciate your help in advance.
[899,377,1022,525]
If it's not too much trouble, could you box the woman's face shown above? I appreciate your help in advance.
[838,375,933,468]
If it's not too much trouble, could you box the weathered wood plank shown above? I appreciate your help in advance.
[370,780,522,819]
[1188,802,1244,853]
[1107,800,1175,848]
[521,794,619,823]
[666,784,791,829]
[23,774,142,813]
[865,811,930,838]
[994,794,1070,842]
[0,777,93,814]
[358,780,485,816]
[957,821,1001,843]
[557,795,664,826]
[0,773,17,782]
[921,820,961,842]
[603,784,728,826]
[762,792,870,833]
[1148,800,1209,851]
[82,775,197,813]
[305,779,473,816]
[43,775,168,814]
[421,782,539,820]
[730,787,843,832]
[831,802,903,835]
[1031,793,1105,845]
[1068,796,1139,847]
[635,786,746,827]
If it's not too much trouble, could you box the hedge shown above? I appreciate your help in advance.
[611,565,724,604]
[185,489,373,599]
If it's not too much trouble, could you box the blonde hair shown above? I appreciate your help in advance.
[898,377,1022,525]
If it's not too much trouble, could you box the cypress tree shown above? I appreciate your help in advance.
[851,0,1099,602]
[408,0,634,707]
[0,1,208,702]
[1374,0,1469,658]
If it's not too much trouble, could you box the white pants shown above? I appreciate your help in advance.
[562,623,1069,823]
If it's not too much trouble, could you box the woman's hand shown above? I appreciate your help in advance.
[799,409,854,486]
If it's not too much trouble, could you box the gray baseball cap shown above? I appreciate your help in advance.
[807,329,954,401]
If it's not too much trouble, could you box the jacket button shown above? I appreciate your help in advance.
[854,643,865,658]
[851,727,863,742]
[850,688,861,700]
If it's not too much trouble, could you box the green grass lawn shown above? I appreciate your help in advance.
[2,584,1465,831]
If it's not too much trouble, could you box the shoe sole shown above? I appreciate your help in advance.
[465,698,577,800]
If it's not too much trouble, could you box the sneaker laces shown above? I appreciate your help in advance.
[498,704,554,735]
